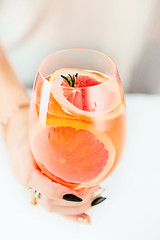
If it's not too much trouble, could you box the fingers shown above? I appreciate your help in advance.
[65,213,91,224]
[38,196,92,216]
[39,195,83,207]
[29,167,106,205]
[38,191,91,223]
[29,167,80,200]
[47,186,105,206]
[37,186,106,215]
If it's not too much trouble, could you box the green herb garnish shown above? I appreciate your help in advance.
[61,73,78,87]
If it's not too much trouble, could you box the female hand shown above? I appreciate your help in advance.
[5,108,106,224]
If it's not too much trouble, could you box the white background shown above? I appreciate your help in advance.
[0,94,160,240]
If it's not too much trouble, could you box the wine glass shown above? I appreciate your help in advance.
[29,48,127,189]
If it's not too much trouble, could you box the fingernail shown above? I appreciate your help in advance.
[78,217,90,224]
[63,194,83,202]
[91,197,106,207]
[91,188,106,199]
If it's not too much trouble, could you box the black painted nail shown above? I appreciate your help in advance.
[91,197,106,207]
[63,194,83,202]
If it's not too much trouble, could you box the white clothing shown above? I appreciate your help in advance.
[0,0,157,91]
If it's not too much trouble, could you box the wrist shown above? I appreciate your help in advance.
[0,87,29,121]
[2,104,30,148]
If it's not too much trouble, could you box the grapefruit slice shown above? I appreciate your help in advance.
[30,118,116,186]
[49,68,122,118]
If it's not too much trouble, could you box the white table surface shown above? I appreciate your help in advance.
[0,94,160,240]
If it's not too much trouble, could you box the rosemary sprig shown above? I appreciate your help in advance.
[61,73,78,87]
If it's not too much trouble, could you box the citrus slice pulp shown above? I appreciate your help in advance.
[31,118,116,184]
[49,68,122,118]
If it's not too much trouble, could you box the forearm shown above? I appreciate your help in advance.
[0,45,29,121]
